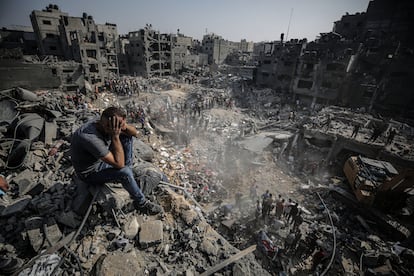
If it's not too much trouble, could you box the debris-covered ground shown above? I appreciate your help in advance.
[0,72,413,275]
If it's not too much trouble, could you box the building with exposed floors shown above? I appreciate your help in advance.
[255,39,305,92]
[30,5,120,84]
[30,4,68,57]
[128,25,172,77]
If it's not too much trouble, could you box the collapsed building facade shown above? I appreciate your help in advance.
[254,0,414,119]
[30,4,120,84]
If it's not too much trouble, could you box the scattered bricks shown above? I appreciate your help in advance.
[33,161,42,171]
[43,218,63,246]
[123,216,140,239]
[1,195,31,217]
[139,220,163,247]
[25,217,44,252]
[25,217,63,252]
[56,211,81,228]
[180,208,198,225]
[199,237,218,256]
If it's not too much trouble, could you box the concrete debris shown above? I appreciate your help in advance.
[96,250,147,275]
[1,195,31,217]
[139,220,163,247]
[123,216,139,240]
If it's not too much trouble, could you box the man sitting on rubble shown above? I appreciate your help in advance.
[70,106,163,215]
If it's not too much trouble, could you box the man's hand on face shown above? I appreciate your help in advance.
[107,116,125,137]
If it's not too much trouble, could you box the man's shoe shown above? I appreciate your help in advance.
[137,200,163,215]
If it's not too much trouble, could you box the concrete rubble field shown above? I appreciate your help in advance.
[0,73,413,276]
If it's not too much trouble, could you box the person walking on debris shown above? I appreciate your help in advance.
[262,193,273,223]
[275,196,284,219]
[288,202,299,223]
[323,114,332,131]
[70,106,163,215]
[351,123,360,138]
[386,127,397,145]
[293,211,304,231]
[369,124,383,143]
[283,198,293,219]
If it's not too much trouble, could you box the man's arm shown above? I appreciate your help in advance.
[101,116,125,168]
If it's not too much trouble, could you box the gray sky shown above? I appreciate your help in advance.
[0,0,370,42]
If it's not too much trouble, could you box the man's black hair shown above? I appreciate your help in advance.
[101,106,126,119]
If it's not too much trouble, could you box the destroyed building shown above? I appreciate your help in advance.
[201,33,243,65]
[292,32,359,109]
[0,26,38,55]
[30,4,120,84]
[253,0,414,119]
[128,25,173,77]
[255,39,305,93]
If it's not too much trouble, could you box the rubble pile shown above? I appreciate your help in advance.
[0,83,270,275]
[0,71,413,275]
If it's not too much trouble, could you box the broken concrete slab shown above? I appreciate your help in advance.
[238,132,274,154]
[97,250,146,275]
[14,87,39,102]
[25,217,63,252]
[123,216,139,239]
[44,121,57,145]
[199,237,219,256]
[16,171,45,196]
[139,220,163,247]
[1,195,31,217]
[92,182,133,212]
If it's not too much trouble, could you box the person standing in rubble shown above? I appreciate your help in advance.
[369,124,384,143]
[351,122,361,138]
[262,193,273,223]
[323,114,332,131]
[288,202,299,223]
[70,106,163,215]
[293,211,303,231]
[262,190,270,200]
[275,196,284,219]
[386,127,397,145]
[283,198,293,219]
